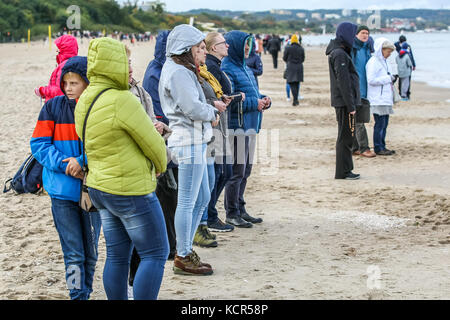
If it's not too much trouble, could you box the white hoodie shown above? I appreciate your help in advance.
[366,37,394,106]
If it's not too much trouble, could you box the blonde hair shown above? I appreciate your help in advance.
[205,32,221,52]
[62,72,86,84]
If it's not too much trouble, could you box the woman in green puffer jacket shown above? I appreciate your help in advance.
[74,37,168,300]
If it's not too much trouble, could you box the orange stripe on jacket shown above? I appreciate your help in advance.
[54,123,79,141]
[32,120,54,138]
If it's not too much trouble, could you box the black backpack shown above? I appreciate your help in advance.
[3,154,43,194]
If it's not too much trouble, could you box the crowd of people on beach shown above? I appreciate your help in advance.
[27,21,415,300]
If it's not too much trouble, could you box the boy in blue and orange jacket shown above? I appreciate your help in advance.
[30,56,101,300]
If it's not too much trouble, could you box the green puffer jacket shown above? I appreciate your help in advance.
[75,37,167,196]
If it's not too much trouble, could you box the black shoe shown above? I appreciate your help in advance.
[241,212,263,224]
[385,149,396,154]
[376,150,394,156]
[208,219,234,232]
[225,217,253,228]
[344,172,360,180]
[168,251,176,261]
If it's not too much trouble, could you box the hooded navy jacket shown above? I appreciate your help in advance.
[30,56,89,202]
[246,40,263,88]
[142,30,170,125]
[222,31,269,134]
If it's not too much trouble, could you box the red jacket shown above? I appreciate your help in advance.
[39,35,78,102]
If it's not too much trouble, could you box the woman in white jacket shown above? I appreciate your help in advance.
[366,38,396,156]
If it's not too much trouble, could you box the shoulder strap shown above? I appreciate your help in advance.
[82,88,112,171]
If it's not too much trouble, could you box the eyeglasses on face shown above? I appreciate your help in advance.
[214,40,227,47]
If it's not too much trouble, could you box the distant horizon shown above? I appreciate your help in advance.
[116,0,450,13]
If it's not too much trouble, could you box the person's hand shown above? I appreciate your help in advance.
[34,87,43,98]
[241,92,246,102]
[350,111,356,115]
[257,99,266,112]
[154,121,165,135]
[214,100,227,113]
[412,67,416,71]
[156,173,161,178]
[73,171,85,180]
[222,95,232,106]
[212,114,220,127]
[63,158,82,177]
[262,96,272,109]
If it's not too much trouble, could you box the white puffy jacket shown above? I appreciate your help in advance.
[366,37,394,106]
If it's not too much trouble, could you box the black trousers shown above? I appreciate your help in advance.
[129,168,178,284]
[288,81,300,102]
[335,107,354,179]
[270,51,278,69]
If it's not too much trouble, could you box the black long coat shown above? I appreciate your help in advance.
[283,43,305,83]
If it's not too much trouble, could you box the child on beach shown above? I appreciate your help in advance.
[35,35,78,102]
[395,43,413,101]
[30,56,102,300]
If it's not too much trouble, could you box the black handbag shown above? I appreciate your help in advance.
[79,88,112,212]
[355,98,371,123]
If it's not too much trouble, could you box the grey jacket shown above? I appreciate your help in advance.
[159,24,218,147]
[396,54,412,78]
[200,79,231,161]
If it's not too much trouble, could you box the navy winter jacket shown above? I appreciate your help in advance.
[30,56,89,202]
[222,31,269,134]
[142,30,170,125]
[246,44,263,87]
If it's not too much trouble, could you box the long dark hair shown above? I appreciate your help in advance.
[171,49,202,82]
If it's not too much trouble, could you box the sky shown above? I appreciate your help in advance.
[123,0,450,12]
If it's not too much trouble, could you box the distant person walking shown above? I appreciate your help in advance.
[283,34,305,106]
[395,43,413,100]
[394,35,416,99]
[350,25,376,158]
[246,36,264,88]
[267,34,281,69]
[326,22,361,180]
[366,38,397,156]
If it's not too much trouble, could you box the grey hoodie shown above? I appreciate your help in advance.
[159,24,217,147]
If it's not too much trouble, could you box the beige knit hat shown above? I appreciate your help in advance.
[382,40,395,50]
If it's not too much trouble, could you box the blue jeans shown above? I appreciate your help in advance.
[373,114,390,153]
[286,83,291,98]
[200,158,216,224]
[89,188,169,300]
[207,160,233,225]
[50,198,101,300]
[170,143,210,257]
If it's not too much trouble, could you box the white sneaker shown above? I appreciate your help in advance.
[286,98,291,102]
[299,96,304,100]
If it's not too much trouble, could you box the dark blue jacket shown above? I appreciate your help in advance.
[142,30,170,125]
[30,56,88,202]
[246,43,263,88]
[222,31,269,134]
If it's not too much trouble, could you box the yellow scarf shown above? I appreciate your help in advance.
[199,64,223,99]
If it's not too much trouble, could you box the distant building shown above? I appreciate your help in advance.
[296,13,306,19]
[270,9,292,15]
[342,9,352,17]
[138,1,163,11]
[311,13,322,20]
[324,14,341,20]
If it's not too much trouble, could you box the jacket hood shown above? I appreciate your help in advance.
[336,22,358,49]
[60,56,89,94]
[224,30,250,65]
[166,24,205,57]
[373,37,389,61]
[87,37,129,90]
[154,30,170,65]
[55,35,79,64]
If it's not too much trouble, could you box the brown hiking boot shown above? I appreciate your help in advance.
[173,251,213,276]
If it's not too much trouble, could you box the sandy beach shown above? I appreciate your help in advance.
[0,40,449,300]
